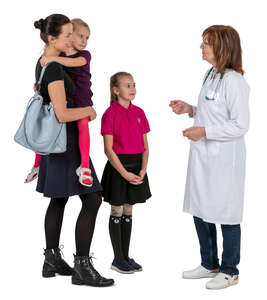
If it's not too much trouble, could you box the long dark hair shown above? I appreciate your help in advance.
[203,25,244,75]
[34,14,71,44]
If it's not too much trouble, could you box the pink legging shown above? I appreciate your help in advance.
[34,153,41,168]
[77,116,90,169]
[34,117,90,169]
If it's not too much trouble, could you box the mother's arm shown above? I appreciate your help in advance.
[48,80,96,122]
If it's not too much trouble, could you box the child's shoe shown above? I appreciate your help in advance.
[182,265,219,279]
[206,272,239,290]
[25,167,39,183]
[111,259,134,274]
[127,258,143,272]
[76,166,93,187]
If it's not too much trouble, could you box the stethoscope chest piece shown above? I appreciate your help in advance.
[205,89,219,101]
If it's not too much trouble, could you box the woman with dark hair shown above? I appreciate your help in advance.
[170,25,249,290]
[33,14,114,287]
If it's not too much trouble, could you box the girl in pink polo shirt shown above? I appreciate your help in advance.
[101,72,151,274]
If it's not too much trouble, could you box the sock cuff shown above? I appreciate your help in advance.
[122,215,132,222]
[110,215,122,224]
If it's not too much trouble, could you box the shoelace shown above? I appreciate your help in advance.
[58,245,65,258]
[87,254,101,278]
[43,245,65,259]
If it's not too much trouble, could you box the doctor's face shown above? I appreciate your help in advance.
[200,35,216,66]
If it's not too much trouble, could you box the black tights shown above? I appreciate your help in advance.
[44,192,102,256]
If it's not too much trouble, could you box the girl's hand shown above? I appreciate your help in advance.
[88,107,97,121]
[123,172,143,185]
[138,169,146,180]
[169,100,193,116]
[40,56,55,67]
[182,126,206,141]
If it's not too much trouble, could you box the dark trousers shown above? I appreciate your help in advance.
[193,216,241,275]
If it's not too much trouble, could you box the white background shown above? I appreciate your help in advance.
[1,0,266,299]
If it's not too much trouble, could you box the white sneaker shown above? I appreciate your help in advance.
[206,272,239,290]
[182,265,218,279]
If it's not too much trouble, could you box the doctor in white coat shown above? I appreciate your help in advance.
[170,25,249,290]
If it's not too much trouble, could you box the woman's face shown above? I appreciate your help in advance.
[200,35,216,66]
[49,23,73,52]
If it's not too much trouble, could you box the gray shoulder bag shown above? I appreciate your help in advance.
[14,64,67,155]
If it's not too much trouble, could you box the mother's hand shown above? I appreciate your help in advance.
[183,126,206,141]
[169,100,193,116]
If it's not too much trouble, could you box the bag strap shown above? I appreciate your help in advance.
[36,62,52,92]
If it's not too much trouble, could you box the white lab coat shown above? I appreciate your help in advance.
[183,69,250,224]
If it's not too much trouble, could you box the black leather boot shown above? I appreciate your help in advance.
[42,247,73,277]
[72,255,114,287]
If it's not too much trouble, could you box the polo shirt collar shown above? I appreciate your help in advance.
[112,100,133,112]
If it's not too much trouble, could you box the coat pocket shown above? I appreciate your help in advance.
[205,140,220,157]
[191,139,220,157]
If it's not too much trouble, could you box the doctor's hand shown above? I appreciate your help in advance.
[169,100,193,117]
[183,126,206,141]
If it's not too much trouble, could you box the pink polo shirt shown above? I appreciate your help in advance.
[101,101,150,154]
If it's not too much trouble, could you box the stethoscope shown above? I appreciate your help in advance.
[203,67,224,101]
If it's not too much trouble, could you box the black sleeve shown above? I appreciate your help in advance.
[43,62,64,87]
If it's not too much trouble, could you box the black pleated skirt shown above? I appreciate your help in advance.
[101,153,151,205]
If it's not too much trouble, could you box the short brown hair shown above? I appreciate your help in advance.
[110,72,133,104]
[203,25,244,75]
[71,18,90,31]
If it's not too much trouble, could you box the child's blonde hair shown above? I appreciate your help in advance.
[71,18,90,31]
[110,72,133,104]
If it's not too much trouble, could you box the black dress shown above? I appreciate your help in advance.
[35,60,102,198]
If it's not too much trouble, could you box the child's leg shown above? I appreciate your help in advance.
[121,204,142,271]
[34,153,41,168]
[25,153,41,183]
[121,204,133,260]
[77,117,91,185]
[109,205,124,262]
[77,117,90,169]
